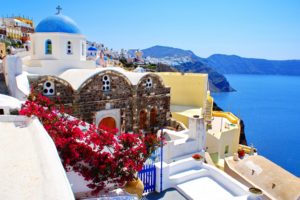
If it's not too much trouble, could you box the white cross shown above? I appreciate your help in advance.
[56,5,62,15]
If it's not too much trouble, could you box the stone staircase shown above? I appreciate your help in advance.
[168,157,208,186]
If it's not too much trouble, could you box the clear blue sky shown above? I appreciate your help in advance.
[2,0,300,59]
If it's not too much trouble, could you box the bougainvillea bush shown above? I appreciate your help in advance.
[20,92,162,194]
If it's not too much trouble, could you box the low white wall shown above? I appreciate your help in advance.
[67,170,120,196]
[155,160,249,197]
[154,159,204,192]
[155,162,170,192]
[202,163,249,196]
[3,56,28,100]
[67,171,91,194]
[0,116,74,199]
[0,106,10,115]
[162,117,206,163]
[206,133,220,154]
[29,118,75,199]
[206,125,240,161]
[163,139,201,163]
[0,115,28,122]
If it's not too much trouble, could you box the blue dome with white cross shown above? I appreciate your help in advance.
[35,14,81,34]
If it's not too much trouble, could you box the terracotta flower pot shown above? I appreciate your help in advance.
[124,178,144,199]
[192,153,203,161]
[248,187,263,200]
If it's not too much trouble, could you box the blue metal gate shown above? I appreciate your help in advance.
[138,148,161,193]
[138,164,156,193]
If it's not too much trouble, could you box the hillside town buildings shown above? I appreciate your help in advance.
[0,8,299,200]
[0,16,34,42]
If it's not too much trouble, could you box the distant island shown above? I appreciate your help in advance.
[204,54,300,75]
[129,46,235,93]
[131,45,300,92]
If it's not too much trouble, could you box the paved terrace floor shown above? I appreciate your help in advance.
[143,188,187,200]
[225,155,300,200]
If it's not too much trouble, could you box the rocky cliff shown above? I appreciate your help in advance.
[129,46,235,92]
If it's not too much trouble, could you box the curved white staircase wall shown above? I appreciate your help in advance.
[155,158,250,198]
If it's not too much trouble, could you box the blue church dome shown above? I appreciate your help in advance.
[88,46,98,51]
[35,14,81,34]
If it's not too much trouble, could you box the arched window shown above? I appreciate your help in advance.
[43,81,55,96]
[99,117,116,131]
[146,77,153,89]
[67,41,72,54]
[102,75,110,92]
[45,39,52,55]
[139,110,147,130]
[150,108,157,126]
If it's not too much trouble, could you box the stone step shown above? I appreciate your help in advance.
[169,157,203,175]
[169,168,208,185]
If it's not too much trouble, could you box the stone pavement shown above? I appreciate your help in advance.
[142,188,187,200]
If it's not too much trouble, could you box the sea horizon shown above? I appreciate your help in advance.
[213,74,300,177]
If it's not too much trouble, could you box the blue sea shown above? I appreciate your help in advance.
[212,74,300,177]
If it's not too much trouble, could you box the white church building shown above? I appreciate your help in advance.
[24,14,95,75]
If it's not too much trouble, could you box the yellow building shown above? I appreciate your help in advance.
[158,72,241,168]
[6,26,22,40]
[0,42,6,59]
[0,17,34,40]
[157,72,208,127]
[206,111,241,168]
[14,17,34,28]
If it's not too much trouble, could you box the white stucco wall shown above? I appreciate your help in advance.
[3,56,28,100]
[67,171,91,194]
[31,32,86,61]
[155,159,250,199]
[218,128,240,159]
[0,116,74,199]
[0,94,22,114]
[206,119,241,161]
[206,133,219,154]
[23,59,96,75]
[162,117,206,163]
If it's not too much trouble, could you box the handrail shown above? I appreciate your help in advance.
[212,111,239,124]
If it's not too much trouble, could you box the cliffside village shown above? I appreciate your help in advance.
[0,9,299,200]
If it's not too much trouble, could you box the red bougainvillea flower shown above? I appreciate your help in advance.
[238,149,245,157]
[19,91,162,194]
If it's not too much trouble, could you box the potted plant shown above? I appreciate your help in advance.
[192,153,203,161]
[238,149,245,159]
[248,187,263,200]
[124,174,144,199]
